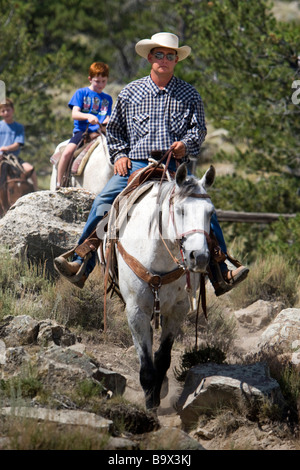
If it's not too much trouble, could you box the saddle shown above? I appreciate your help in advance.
[50,125,106,188]
[0,153,34,216]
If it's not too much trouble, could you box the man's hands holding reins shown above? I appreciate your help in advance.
[114,141,186,176]
[170,141,186,159]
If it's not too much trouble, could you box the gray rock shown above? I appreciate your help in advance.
[0,406,113,431]
[0,188,94,276]
[37,346,126,396]
[0,315,76,348]
[258,308,300,352]
[0,315,39,347]
[37,319,76,347]
[234,299,284,330]
[177,362,284,430]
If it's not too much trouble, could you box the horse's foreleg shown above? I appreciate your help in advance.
[127,305,156,409]
[153,333,174,408]
[139,344,156,409]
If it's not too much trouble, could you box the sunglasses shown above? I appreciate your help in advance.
[153,52,177,61]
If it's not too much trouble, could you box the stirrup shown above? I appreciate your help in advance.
[210,260,229,289]
[54,248,92,283]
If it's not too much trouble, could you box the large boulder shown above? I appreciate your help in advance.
[257,308,300,353]
[177,362,285,430]
[0,188,94,276]
[257,308,300,370]
[234,299,284,331]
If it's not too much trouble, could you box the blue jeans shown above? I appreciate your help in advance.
[73,159,228,276]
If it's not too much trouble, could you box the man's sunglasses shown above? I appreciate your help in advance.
[153,52,177,61]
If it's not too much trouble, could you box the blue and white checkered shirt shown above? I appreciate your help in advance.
[106,75,207,164]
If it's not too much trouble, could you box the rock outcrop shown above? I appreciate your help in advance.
[0,188,94,276]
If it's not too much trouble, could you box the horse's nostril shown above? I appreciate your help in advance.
[188,250,209,270]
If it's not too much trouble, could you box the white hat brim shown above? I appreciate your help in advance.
[135,39,191,62]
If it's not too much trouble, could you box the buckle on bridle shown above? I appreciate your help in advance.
[150,275,162,289]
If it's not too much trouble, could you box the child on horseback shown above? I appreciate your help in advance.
[0,98,38,190]
[55,62,113,189]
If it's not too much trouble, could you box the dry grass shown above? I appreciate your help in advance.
[0,416,111,450]
[228,253,300,310]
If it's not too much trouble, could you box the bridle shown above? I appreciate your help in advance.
[159,185,213,341]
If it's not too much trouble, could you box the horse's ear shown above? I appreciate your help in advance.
[201,165,215,188]
[175,163,187,187]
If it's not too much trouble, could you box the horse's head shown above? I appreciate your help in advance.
[172,164,215,273]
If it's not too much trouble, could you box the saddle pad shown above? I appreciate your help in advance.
[50,148,66,166]
[49,138,99,176]
[71,138,100,176]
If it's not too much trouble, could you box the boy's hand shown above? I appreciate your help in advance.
[87,114,99,125]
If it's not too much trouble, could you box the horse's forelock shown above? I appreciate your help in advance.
[154,176,203,204]
[176,176,201,199]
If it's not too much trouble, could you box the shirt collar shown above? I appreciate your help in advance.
[147,75,177,96]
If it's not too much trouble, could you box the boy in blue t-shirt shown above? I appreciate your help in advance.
[56,62,113,188]
[0,98,38,190]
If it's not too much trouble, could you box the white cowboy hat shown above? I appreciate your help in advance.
[135,32,191,62]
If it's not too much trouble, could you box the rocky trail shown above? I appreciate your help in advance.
[0,189,299,451]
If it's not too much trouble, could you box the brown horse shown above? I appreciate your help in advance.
[0,153,34,216]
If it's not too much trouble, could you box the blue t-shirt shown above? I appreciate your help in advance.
[69,87,113,133]
[0,120,25,156]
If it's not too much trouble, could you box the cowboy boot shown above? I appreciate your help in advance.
[208,260,249,297]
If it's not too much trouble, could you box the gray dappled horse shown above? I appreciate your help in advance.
[111,164,215,410]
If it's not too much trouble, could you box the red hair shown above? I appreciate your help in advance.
[89,62,109,78]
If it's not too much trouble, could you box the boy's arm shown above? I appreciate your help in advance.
[0,142,20,153]
[71,106,99,125]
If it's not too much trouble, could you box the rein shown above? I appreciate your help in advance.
[168,187,212,338]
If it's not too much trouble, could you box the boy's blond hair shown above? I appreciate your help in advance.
[89,62,109,78]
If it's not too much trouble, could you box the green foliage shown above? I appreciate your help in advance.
[209,172,300,213]
[206,171,300,265]
[260,214,300,266]
[177,0,300,173]
[277,365,300,423]
[72,379,106,409]
[0,1,72,170]
[1,364,44,399]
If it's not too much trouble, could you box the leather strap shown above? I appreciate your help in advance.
[116,240,186,288]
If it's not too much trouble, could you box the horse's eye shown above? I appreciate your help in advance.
[176,207,185,216]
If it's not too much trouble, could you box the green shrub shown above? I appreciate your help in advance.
[174,346,226,382]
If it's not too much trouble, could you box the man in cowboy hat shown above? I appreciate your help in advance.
[54,32,249,294]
